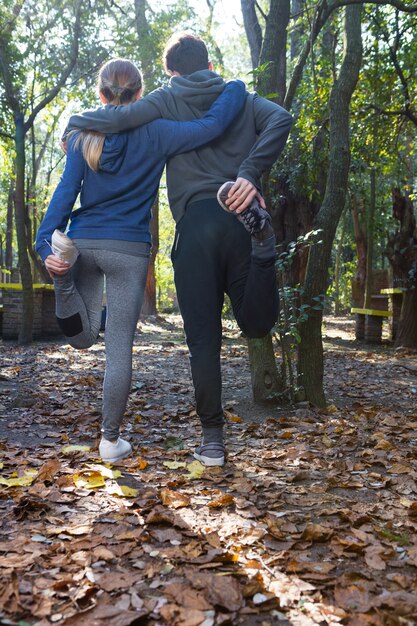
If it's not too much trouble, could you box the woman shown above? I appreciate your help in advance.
[36,58,245,463]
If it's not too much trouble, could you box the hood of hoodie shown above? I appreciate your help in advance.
[168,70,226,109]
[99,133,128,174]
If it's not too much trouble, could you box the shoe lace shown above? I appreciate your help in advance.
[240,206,265,231]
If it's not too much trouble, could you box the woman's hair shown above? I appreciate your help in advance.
[70,59,143,171]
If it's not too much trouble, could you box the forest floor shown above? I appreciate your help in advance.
[0,315,416,626]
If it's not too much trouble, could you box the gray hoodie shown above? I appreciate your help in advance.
[67,70,293,223]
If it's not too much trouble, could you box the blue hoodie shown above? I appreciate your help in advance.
[36,80,246,262]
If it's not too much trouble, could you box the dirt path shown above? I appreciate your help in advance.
[0,316,416,625]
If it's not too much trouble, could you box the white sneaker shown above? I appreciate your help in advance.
[99,437,132,463]
[51,229,79,267]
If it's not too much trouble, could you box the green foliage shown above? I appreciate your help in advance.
[109,0,197,92]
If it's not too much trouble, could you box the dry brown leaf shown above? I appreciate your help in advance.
[408,502,417,518]
[388,463,412,474]
[364,545,386,571]
[160,487,190,508]
[36,458,61,483]
[95,571,144,592]
[160,604,206,626]
[207,494,235,508]
[333,585,374,612]
[63,602,148,625]
[92,546,116,561]
[149,528,183,543]
[375,590,417,614]
[164,583,212,610]
[301,523,334,542]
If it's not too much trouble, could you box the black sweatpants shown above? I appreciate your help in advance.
[172,199,278,430]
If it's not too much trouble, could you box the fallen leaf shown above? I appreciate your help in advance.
[183,460,204,480]
[62,445,91,454]
[160,487,190,508]
[0,469,38,488]
[163,461,187,469]
[106,484,139,498]
[207,494,235,508]
[73,471,105,489]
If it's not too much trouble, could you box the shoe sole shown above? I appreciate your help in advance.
[217,181,235,213]
[193,451,225,467]
[51,231,79,267]
[100,448,132,463]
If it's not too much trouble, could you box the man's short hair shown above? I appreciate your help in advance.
[163,32,209,76]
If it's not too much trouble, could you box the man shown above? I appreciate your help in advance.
[66,33,293,467]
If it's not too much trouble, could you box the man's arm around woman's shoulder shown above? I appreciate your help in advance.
[64,85,171,136]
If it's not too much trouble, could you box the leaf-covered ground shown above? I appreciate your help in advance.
[0,316,416,626]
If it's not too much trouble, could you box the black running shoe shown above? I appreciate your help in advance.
[194,441,225,467]
[217,181,273,239]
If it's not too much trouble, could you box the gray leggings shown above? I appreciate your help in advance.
[53,246,150,440]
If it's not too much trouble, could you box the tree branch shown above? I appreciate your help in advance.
[241,0,263,68]
[367,104,409,115]
[23,0,82,131]
[255,0,267,20]
[284,0,417,111]
[370,10,417,126]
[330,0,417,11]
[0,130,14,140]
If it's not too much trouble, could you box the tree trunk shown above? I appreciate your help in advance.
[243,0,290,404]
[142,196,159,316]
[351,192,367,307]
[14,114,34,344]
[247,336,283,402]
[386,188,417,348]
[298,5,362,407]
[364,169,376,308]
[334,205,348,316]
[5,184,14,273]
[291,0,304,60]
[386,188,416,287]
[395,281,417,348]
[134,0,159,314]
[240,0,262,68]
[258,0,290,103]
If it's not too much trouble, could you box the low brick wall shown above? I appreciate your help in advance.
[1,284,62,340]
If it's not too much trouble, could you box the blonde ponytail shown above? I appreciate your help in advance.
[68,131,105,172]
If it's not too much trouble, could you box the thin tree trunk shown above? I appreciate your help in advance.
[134,0,158,313]
[351,192,367,306]
[14,114,34,344]
[298,5,363,407]
[291,0,304,60]
[364,169,376,308]
[5,184,14,273]
[334,204,348,316]
[240,0,262,68]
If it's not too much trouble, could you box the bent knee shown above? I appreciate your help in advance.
[56,313,97,349]
[67,336,96,350]
[56,312,83,337]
